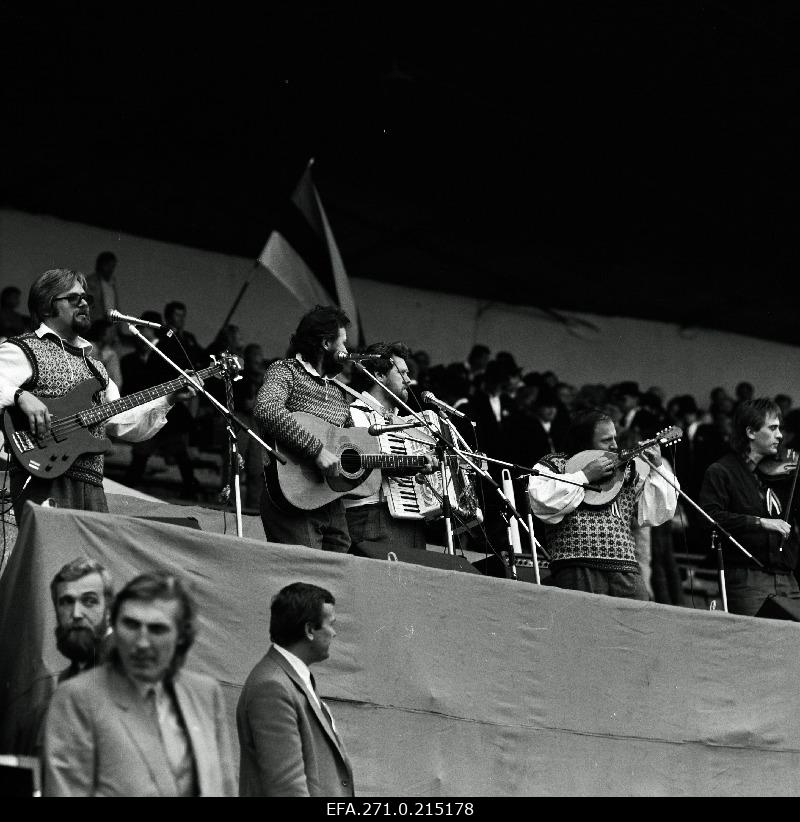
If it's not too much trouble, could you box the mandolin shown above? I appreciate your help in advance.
[564,425,682,507]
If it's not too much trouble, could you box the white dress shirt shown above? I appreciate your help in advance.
[528,457,679,528]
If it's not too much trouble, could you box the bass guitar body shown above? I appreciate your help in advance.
[2,378,110,479]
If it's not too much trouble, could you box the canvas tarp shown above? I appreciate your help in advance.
[2,498,800,796]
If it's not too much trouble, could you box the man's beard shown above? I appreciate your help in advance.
[321,348,345,377]
[72,311,91,335]
[55,622,105,666]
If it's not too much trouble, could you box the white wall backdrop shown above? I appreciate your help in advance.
[2,208,798,406]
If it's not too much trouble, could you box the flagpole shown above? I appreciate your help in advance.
[219,260,260,330]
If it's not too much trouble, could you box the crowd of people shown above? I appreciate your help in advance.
[2,262,799,795]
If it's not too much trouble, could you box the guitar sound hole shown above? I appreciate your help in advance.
[339,449,362,474]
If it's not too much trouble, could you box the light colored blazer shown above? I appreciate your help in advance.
[43,663,237,797]
[236,646,355,797]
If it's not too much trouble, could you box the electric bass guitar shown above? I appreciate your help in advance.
[564,425,682,507]
[3,353,241,480]
[265,411,433,511]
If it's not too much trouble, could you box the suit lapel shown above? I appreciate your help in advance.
[107,666,178,797]
[172,675,209,795]
[267,647,348,761]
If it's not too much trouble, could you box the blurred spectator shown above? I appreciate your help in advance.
[465,344,490,382]
[411,349,431,392]
[205,323,244,359]
[0,285,31,340]
[119,311,162,394]
[775,394,793,418]
[85,251,120,321]
[87,318,123,389]
[124,306,200,499]
[614,381,641,430]
[574,383,609,412]
[735,381,755,406]
[780,408,800,459]
[506,386,565,470]
[555,382,577,414]
[154,300,206,377]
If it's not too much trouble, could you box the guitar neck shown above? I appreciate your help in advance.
[79,365,218,426]
[360,454,429,470]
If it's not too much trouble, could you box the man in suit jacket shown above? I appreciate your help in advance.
[237,581,355,797]
[44,572,236,797]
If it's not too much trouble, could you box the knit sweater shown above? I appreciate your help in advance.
[253,358,352,460]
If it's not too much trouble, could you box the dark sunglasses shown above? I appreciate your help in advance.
[52,292,94,307]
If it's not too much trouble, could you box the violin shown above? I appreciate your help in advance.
[757,452,799,481]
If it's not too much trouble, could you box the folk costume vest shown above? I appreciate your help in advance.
[9,332,109,486]
[538,453,640,573]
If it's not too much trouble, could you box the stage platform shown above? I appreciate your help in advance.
[2,498,800,796]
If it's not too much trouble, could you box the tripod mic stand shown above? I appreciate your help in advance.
[126,325,284,538]
[642,454,761,612]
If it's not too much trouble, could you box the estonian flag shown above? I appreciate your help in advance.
[258,159,363,344]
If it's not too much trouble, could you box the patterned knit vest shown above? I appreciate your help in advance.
[9,333,109,486]
[539,453,640,573]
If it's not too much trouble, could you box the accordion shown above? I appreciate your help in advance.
[376,410,483,528]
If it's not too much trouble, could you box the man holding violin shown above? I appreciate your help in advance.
[700,398,799,616]
[527,409,679,600]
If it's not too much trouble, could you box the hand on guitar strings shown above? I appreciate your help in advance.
[314,447,341,478]
[417,452,440,475]
[581,455,615,484]
[17,391,52,436]
[640,443,662,467]
[168,372,203,405]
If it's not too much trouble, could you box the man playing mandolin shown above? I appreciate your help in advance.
[0,268,194,521]
[527,409,679,599]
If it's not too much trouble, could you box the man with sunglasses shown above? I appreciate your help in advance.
[0,268,190,520]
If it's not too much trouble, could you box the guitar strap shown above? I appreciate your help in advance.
[330,378,388,417]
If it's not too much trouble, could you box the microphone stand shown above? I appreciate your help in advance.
[641,454,762,612]
[351,363,484,555]
[350,362,541,564]
[126,325,285,537]
[220,371,245,538]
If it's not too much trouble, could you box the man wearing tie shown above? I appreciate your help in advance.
[236,581,355,797]
[44,572,236,796]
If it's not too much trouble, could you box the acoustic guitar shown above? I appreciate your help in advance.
[564,425,682,507]
[3,353,241,480]
[265,411,432,511]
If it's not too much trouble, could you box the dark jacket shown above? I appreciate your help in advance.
[699,452,798,572]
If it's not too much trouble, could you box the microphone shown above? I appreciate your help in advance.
[334,351,389,363]
[107,309,162,329]
[421,391,467,420]
[367,421,425,435]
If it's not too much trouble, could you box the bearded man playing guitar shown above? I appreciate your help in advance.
[0,268,194,521]
[527,409,679,600]
[255,305,354,552]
